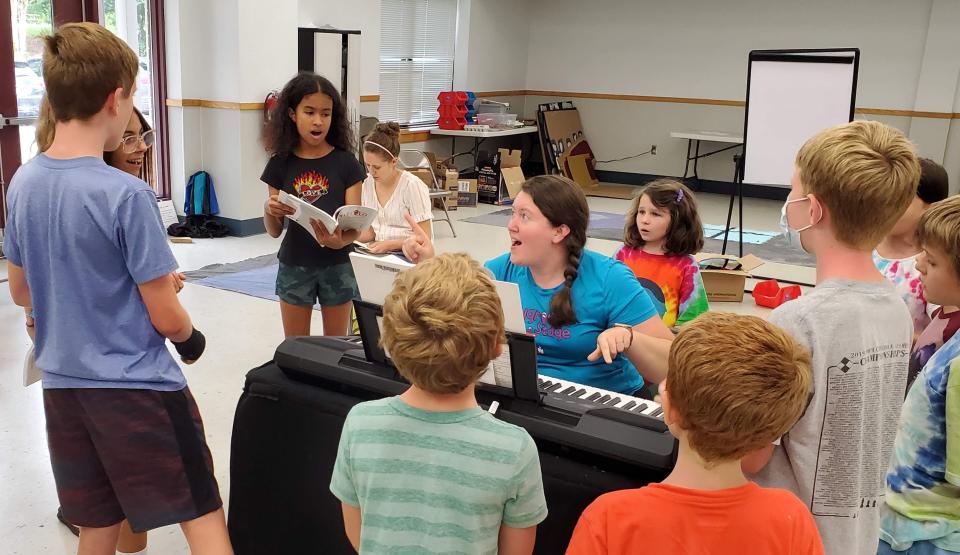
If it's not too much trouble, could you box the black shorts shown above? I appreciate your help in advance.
[43,386,222,533]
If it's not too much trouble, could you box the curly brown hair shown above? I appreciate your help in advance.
[264,72,355,157]
[624,179,703,256]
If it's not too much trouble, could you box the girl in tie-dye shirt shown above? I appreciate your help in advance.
[874,158,950,341]
[615,180,709,327]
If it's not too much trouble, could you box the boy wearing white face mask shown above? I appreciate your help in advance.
[744,121,920,555]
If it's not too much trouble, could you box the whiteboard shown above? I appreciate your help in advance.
[742,50,858,187]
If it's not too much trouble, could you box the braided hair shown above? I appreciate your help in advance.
[522,175,589,328]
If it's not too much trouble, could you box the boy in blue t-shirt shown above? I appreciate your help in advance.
[4,23,231,554]
[880,196,960,554]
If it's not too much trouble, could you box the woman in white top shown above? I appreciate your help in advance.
[357,122,433,253]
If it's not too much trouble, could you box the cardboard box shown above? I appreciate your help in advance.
[478,148,524,205]
[443,169,459,210]
[410,168,457,212]
[457,178,478,207]
[409,168,438,189]
[695,253,765,302]
[424,151,445,180]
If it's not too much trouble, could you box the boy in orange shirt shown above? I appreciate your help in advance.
[565,312,823,555]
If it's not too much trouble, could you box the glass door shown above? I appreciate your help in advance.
[102,0,164,196]
[11,0,53,159]
[1,0,54,248]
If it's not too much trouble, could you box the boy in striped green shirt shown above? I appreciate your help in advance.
[330,253,548,554]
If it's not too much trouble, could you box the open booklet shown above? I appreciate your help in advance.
[352,241,404,256]
[278,191,377,244]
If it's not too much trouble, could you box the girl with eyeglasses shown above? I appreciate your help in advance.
[106,107,156,186]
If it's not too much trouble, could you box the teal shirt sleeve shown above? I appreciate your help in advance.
[502,434,548,528]
[484,253,510,281]
[946,358,960,486]
[329,412,359,506]
[676,262,710,326]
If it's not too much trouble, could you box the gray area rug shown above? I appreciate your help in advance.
[181,253,319,308]
[183,253,278,280]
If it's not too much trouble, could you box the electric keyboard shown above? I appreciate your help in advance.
[538,375,665,421]
[275,336,677,471]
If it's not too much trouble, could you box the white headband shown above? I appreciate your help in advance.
[364,140,396,160]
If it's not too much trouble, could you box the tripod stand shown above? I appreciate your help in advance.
[720,153,744,257]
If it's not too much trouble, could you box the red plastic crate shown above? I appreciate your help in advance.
[438,103,467,117]
[437,116,466,130]
[751,279,802,308]
[437,91,468,105]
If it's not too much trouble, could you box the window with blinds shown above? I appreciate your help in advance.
[379,0,458,126]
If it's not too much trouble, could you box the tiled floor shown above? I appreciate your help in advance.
[0,189,797,553]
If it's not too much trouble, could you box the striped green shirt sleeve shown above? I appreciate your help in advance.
[502,434,548,528]
[330,410,359,506]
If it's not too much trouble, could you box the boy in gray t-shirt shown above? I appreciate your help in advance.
[743,121,919,555]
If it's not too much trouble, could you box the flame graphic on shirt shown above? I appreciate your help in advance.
[293,171,329,203]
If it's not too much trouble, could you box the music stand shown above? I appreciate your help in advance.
[352,299,540,402]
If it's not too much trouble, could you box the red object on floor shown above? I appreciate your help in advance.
[752,279,802,308]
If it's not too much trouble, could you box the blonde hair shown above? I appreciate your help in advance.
[42,22,138,122]
[381,253,505,394]
[795,120,920,250]
[35,96,55,152]
[917,195,960,278]
[668,312,812,464]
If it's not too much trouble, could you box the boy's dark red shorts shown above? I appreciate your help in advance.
[43,386,222,533]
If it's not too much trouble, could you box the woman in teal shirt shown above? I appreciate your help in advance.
[403,175,673,394]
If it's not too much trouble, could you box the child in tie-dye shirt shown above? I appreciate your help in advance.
[881,196,960,554]
[616,180,709,327]
[874,158,950,341]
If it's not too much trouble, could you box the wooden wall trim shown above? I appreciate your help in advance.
[474,90,529,98]
[471,89,959,119]
[166,98,263,110]
[854,107,954,119]
[399,130,432,143]
[165,95,960,120]
[523,90,745,107]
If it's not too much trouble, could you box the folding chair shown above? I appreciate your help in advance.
[398,149,457,237]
